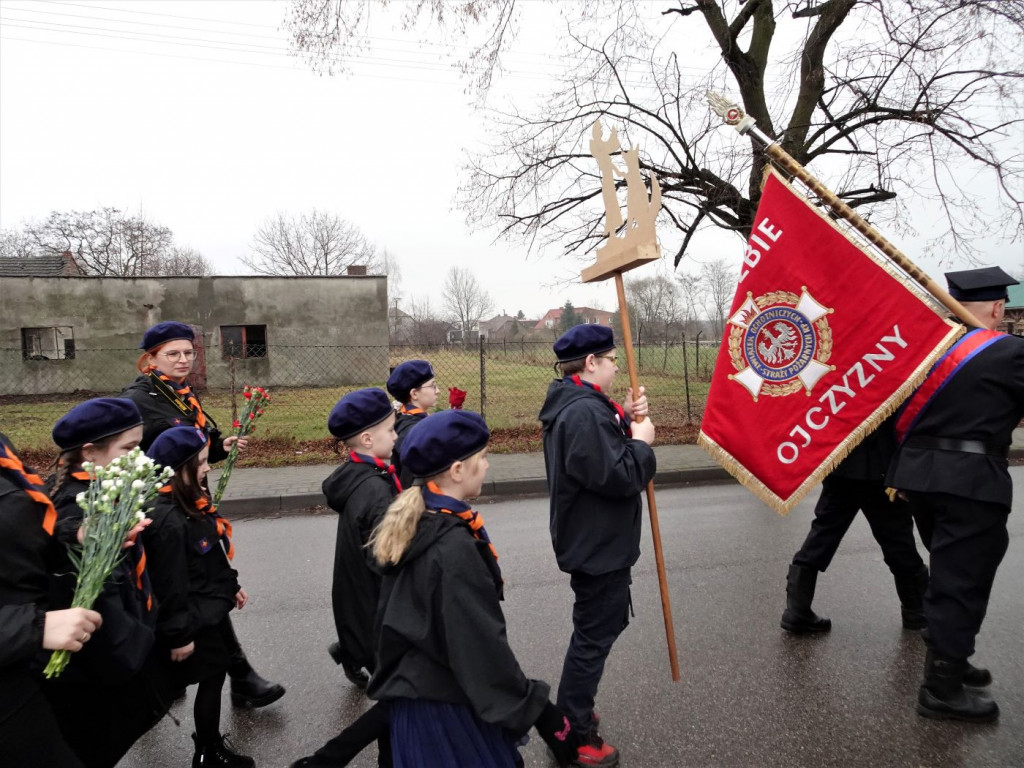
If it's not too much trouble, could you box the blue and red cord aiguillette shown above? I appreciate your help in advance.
[895,329,1008,442]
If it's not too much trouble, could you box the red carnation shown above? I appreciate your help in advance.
[448,387,467,410]
[232,419,241,428]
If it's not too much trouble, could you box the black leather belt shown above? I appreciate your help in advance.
[905,435,1008,458]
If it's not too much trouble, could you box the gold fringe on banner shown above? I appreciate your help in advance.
[697,169,966,515]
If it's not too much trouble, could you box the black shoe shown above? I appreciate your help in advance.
[229,663,285,709]
[192,733,255,767]
[916,651,999,723]
[327,641,344,665]
[342,664,370,689]
[963,661,993,688]
[780,565,832,634]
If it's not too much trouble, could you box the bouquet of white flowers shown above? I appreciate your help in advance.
[43,448,173,678]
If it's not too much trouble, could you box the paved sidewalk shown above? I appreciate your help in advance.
[213,429,1024,516]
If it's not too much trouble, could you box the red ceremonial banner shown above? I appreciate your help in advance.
[698,170,962,514]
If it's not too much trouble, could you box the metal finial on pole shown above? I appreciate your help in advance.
[705,91,982,329]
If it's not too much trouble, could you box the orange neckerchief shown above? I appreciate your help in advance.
[150,370,207,429]
[70,470,91,481]
[400,404,426,417]
[0,440,57,535]
[195,495,234,561]
[158,485,233,560]
[425,480,497,561]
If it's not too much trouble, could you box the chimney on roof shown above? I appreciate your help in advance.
[347,265,368,276]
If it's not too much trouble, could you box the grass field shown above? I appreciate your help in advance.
[1,346,713,468]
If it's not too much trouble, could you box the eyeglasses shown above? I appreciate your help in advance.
[416,382,440,391]
[595,353,618,363]
[159,350,197,361]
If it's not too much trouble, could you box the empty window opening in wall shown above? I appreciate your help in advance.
[220,325,268,359]
[22,326,75,361]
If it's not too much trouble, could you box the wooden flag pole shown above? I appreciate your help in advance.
[706,92,983,329]
[614,272,681,682]
[584,119,680,681]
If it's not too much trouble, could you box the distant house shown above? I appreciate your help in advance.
[534,306,614,331]
[479,314,539,340]
[1004,282,1024,335]
[0,251,83,277]
[389,305,415,344]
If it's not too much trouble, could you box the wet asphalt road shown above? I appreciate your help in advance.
[122,470,1024,768]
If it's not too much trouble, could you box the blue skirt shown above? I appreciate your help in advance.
[389,698,522,768]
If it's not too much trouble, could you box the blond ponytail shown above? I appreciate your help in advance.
[370,487,426,565]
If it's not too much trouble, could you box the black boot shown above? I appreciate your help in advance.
[229,653,285,709]
[917,650,999,722]
[192,733,255,767]
[327,641,371,688]
[964,661,993,688]
[780,565,832,634]
[893,565,928,630]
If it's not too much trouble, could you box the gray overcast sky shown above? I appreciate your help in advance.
[1,0,1021,321]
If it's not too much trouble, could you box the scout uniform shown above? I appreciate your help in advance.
[143,427,254,768]
[0,434,84,768]
[43,398,175,768]
[887,266,1023,723]
[323,389,402,689]
[122,321,284,710]
[368,411,578,768]
[386,360,434,488]
[539,324,656,767]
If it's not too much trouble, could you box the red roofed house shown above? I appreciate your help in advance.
[534,306,614,331]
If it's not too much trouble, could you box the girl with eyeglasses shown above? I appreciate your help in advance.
[119,322,286,712]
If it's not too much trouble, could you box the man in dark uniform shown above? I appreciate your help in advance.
[780,415,928,634]
[887,266,1023,723]
[539,325,655,768]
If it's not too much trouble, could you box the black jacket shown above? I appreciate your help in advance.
[0,439,62,719]
[367,511,549,735]
[121,374,228,463]
[887,331,1024,507]
[47,475,157,685]
[829,415,898,483]
[539,379,656,575]
[323,459,397,669]
[141,494,238,650]
[391,410,427,488]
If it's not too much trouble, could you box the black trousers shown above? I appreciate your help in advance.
[0,684,83,768]
[792,477,924,576]
[912,492,1010,660]
[307,701,392,767]
[556,567,631,734]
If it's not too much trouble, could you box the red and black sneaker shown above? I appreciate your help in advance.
[573,730,619,767]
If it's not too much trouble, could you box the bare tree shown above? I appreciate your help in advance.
[442,266,494,345]
[701,259,737,338]
[20,208,204,276]
[625,273,682,342]
[408,296,451,347]
[676,271,706,335]
[0,228,33,260]
[154,246,212,277]
[287,1,1024,266]
[242,210,382,276]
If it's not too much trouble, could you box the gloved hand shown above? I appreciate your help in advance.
[448,387,467,409]
[534,700,579,767]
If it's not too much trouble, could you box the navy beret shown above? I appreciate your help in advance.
[141,321,195,351]
[400,410,489,479]
[946,266,1018,303]
[553,324,615,362]
[147,426,208,471]
[52,398,143,451]
[386,360,435,401]
[328,388,395,440]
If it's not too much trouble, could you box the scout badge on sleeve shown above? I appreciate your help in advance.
[699,93,974,514]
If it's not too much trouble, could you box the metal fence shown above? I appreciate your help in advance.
[0,338,720,455]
